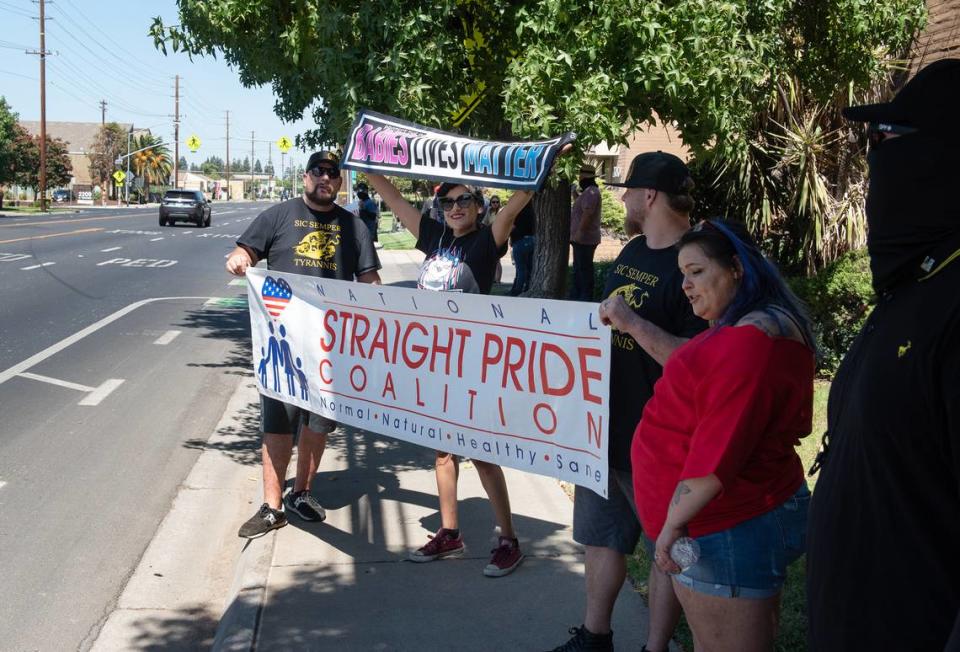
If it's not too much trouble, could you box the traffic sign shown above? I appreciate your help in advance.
[276,136,292,153]
[186,134,201,152]
[112,170,126,184]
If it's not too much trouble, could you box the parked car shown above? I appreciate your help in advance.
[159,189,211,227]
[52,189,71,203]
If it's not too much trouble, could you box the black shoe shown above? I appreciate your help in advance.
[238,503,287,539]
[546,625,614,652]
[284,490,327,522]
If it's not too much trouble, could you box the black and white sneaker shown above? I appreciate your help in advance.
[285,490,327,522]
[238,503,287,539]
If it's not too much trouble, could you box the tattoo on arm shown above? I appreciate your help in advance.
[672,482,692,505]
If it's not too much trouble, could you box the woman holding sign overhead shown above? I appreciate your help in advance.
[367,172,535,576]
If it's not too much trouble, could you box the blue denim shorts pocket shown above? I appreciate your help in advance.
[674,484,810,599]
[773,483,810,566]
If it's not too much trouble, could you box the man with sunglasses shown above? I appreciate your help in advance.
[227,150,381,539]
[807,59,960,651]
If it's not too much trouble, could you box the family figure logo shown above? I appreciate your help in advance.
[257,276,308,399]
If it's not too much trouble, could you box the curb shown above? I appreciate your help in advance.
[212,529,277,652]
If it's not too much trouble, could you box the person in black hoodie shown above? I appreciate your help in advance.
[806,59,960,651]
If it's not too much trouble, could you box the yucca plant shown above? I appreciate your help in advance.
[693,63,913,275]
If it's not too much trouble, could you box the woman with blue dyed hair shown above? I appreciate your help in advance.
[630,219,815,651]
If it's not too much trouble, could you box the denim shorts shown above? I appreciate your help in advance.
[672,484,810,599]
[572,468,642,554]
[260,395,337,436]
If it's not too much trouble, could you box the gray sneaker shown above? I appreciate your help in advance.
[238,503,287,539]
[285,490,326,522]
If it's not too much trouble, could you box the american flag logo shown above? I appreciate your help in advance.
[261,276,293,318]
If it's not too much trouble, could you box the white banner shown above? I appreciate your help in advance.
[247,267,611,496]
[340,109,576,192]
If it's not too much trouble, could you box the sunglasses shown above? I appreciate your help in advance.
[867,122,918,149]
[307,166,341,179]
[439,193,476,211]
[490,199,501,205]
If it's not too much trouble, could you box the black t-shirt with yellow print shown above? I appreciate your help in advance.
[238,198,381,279]
[602,235,706,470]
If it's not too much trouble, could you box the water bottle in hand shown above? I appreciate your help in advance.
[669,537,700,572]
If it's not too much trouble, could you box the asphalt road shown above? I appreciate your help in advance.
[0,201,266,651]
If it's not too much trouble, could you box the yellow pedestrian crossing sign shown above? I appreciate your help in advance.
[186,134,201,152]
[276,136,292,153]
[112,170,126,184]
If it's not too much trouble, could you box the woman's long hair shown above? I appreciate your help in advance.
[678,219,816,349]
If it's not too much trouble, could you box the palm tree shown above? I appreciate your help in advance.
[130,134,172,203]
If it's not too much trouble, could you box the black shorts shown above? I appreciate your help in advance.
[260,395,337,436]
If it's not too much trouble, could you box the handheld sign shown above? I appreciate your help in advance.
[341,109,575,192]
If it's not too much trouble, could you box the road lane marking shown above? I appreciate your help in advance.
[101,247,122,252]
[154,330,181,345]
[0,228,104,245]
[0,296,221,387]
[0,253,31,262]
[228,279,246,286]
[78,378,125,406]
[20,262,56,270]
[0,481,6,490]
[18,372,95,392]
[149,237,164,242]
[0,214,144,228]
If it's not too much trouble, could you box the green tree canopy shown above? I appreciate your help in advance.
[15,133,72,195]
[89,122,128,201]
[0,97,23,208]
[152,0,924,292]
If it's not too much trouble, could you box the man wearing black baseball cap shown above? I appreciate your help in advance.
[548,151,706,652]
[226,150,382,539]
[807,59,960,651]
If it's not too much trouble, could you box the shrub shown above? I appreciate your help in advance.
[598,182,625,235]
[790,248,874,377]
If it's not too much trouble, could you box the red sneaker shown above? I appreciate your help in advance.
[484,536,524,577]
[409,528,465,562]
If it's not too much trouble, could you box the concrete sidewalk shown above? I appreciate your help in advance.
[213,247,663,651]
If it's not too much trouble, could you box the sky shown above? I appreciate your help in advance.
[0,0,315,172]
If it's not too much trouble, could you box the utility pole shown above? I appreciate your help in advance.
[36,0,48,211]
[173,75,180,190]
[100,100,107,125]
[250,130,255,197]
[268,141,273,198]
[225,110,230,200]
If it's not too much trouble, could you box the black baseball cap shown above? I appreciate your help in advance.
[306,150,340,170]
[607,151,691,194]
[843,59,960,132]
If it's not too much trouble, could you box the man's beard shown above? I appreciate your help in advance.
[306,185,334,206]
[625,206,644,236]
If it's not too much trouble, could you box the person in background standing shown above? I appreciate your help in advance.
[569,164,602,301]
[509,202,536,296]
[355,182,379,244]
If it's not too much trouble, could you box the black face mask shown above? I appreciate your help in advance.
[864,133,960,292]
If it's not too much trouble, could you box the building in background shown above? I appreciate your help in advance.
[584,114,688,195]
[911,0,960,72]
[19,121,150,200]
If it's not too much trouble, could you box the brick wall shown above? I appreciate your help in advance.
[911,0,960,72]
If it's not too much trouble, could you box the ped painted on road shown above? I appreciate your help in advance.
[97,257,178,268]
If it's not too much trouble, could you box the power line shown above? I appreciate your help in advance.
[48,1,169,86]
[0,1,33,18]
[46,60,167,118]
[45,19,168,96]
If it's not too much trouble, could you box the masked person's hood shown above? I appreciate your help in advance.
[865,132,960,292]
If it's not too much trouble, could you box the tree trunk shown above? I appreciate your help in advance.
[527,179,571,299]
